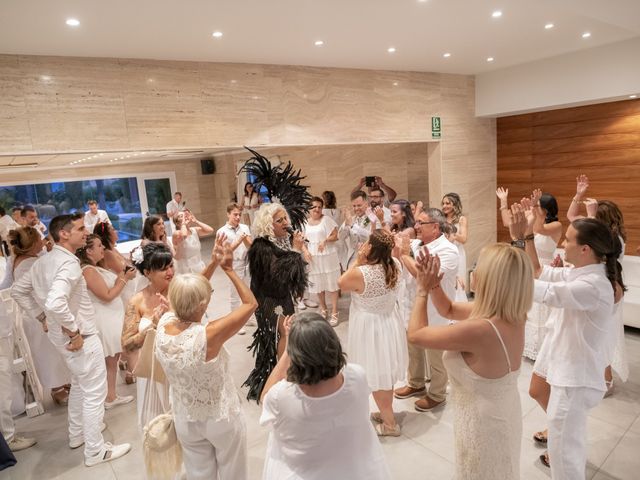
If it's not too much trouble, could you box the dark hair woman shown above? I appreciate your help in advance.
[389,199,416,238]
[243,182,260,225]
[141,215,175,257]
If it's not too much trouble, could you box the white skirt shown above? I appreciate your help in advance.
[308,252,340,293]
[347,304,408,391]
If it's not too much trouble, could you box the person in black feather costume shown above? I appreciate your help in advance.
[240,148,311,401]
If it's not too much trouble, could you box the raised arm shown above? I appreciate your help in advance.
[496,187,511,228]
[510,201,541,278]
[567,174,589,222]
[376,176,397,202]
[260,316,293,403]
[83,265,136,302]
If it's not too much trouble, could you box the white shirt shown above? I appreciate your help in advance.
[11,245,98,347]
[83,209,111,233]
[216,223,251,272]
[0,214,18,241]
[411,234,459,327]
[0,256,11,338]
[166,199,184,218]
[260,363,391,480]
[534,263,615,391]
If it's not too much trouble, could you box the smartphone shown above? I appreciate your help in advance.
[124,265,135,273]
[365,176,376,187]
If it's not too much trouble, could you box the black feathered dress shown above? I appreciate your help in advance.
[243,236,308,401]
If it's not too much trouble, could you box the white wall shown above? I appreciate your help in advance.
[476,36,640,117]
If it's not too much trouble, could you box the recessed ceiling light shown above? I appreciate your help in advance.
[545,23,554,29]
[314,40,324,46]
[387,47,396,53]
[40,75,51,82]
[443,52,451,58]
[417,0,428,3]
[492,10,502,18]
[582,32,591,38]
[66,18,80,27]
[487,57,494,62]
[393,82,399,86]
[212,31,223,38]
[630,95,638,99]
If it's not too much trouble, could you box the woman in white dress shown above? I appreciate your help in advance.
[155,248,257,480]
[442,193,469,302]
[260,312,391,480]
[242,182,260,225]
[1,227,70,405]
[304,197,341,326]
[338,229,407,436]
[141,215,175,257]
[321,190,346,270]
[411,243,533,480]
[172,210,214,274]
[76,234,136,409]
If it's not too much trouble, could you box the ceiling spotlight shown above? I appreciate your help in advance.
[393,82,399,86]
[582,32,591,38]
[40,75,51,82]
[212,31,223,38]
[487,57,494,62]
[314,40,324,46]
[630,95,638,99]
[545,23,554,29]
[66,18,80,27]
[443,52,451,58]
[492,10,502,18]
[387,47,396,53]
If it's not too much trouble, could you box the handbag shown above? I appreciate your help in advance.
[133,328,167,384]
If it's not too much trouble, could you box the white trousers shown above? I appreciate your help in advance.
[547,385,604,480]
[57,334,107,459]
[229,267,250,312]
[0,336,15,442]
[174,413,247,480]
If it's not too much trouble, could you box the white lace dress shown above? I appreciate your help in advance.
[304,216,341,293]
[347,262,408,391]
[174,228,205,275]
[155,314,242,423]
[524,234,559,361]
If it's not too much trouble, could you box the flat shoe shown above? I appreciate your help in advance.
[533,430,547,445]
[540,451,550,468]
[375,423,401,437]
[370,412,383,424]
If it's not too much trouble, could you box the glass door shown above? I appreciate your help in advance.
[136,172,177,222]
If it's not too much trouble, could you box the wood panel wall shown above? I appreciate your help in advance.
[497,99,640,254]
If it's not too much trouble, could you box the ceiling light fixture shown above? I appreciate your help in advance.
[66,18,80,27]
[545,23,554,29]
[314,40,324,46]
[212,31,223,38]
[582,32,591,38]
[387,47,396,53]
[443,52,451,58]
[630,95,638,99]
[487,57,494,62]
[393,82,399,86]
[492,10,502,18]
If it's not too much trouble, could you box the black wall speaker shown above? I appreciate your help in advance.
[200,158,216,175]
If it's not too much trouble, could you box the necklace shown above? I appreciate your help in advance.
[270,235,292,251]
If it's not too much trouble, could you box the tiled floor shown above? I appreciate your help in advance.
[5,246,640,479]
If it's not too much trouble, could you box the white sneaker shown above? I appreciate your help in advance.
[85,442,131,467]
[105,395,134,410]
[237,328,247,335]
[8,435,37,452]
[297,300,307,310]
[70,422,107,449]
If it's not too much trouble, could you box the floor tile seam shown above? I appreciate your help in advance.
[592,415,638,475]
[400,431,455,466]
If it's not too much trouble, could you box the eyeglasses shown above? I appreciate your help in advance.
[415,221,437,226]
[274,216,288,224]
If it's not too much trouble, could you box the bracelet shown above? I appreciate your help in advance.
[417,291,428,298]
[524,233,535,241]
[431,284,441,291]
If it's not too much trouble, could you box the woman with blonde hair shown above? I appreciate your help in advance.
[338,229,407,436]
[408,242,533,479]
[441,192,469,301]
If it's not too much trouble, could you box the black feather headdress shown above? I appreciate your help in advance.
[240,147,312,230]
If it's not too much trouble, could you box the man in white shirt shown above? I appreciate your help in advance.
[21,205,46,238]
[368,187,392,225]
[217,203,253,334]
[83,200,111,233]
[11,213,131,467]
[514,204,617,480]
[395,208,459,412]
[339,190,380,267]
[0,206,18,244]
[166,191,185,234]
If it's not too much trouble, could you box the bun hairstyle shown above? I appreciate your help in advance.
[366,229,399,289]
[572,218,626,294]
[539,193,559,223]
[135,242,173,275]
[7,226,41,257]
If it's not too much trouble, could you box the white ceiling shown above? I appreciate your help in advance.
[1,0,639,75]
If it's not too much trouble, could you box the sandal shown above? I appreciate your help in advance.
[329,313,339,327]
[375,423,401,437]
[370,412,383,424]
[540,451,550,468]
[51,387,69,406]
[124,371,136,385]
[604,380,614,398]
[319,308,328,319]
[533,429,548,445]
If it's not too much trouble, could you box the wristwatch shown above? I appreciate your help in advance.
[511,239,525,249]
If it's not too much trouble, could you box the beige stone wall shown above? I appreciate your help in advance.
[0,54,495,265]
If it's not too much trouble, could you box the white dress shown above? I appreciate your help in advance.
[174,228,205,274]
[304,216,341,294]
[260,363,391,480]
[12,257,70,389]
[452,221,468,302]
[322,208,347,269]
[524,234,559,361]
[611,238,628,381]
[82,265,125,357]
[347,262,408,391]
[243,194,259,225]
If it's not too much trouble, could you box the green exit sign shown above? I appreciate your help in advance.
[432,116,441,139]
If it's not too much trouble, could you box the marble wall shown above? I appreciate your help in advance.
[0,54,495,264]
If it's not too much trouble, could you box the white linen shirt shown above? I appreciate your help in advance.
[411,234,459,327]
[11,245,97,347]
[216,223,251,272]
[84,209,111,233]
[534,263,614,391]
